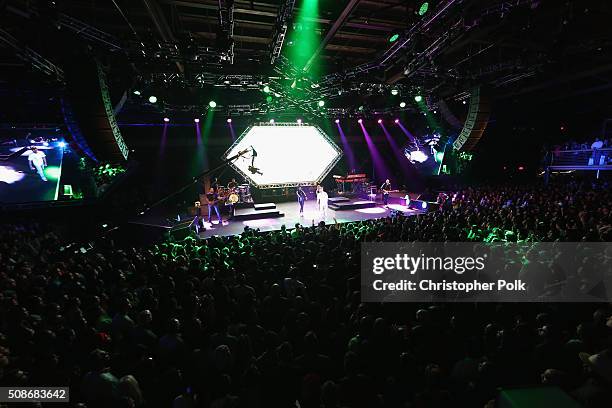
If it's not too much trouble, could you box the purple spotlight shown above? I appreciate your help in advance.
[377,119,383,124]
[334,119,340,124]
[163,117,170,122]
[394,118,400,124]
[358,118,363,124]
[194,118,200,123]
[227,118,232,123]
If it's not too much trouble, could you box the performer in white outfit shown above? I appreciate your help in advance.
[28,147,47,181]
[316,185,329,219]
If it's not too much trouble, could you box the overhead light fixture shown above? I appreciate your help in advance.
[389,33,400,43]
[148,96,157,103]
[399,101,406,108]
[163,117,170,122]
[358,118,363,124]
[414,95,423,102]
[133,90,141,95]
[263,85,270,93]
[318,100,325,107]
[269,119,275,124]
[377,119,383,124]
[194,118,200,123]
[209,100,217,108]
[335,119,340,124]
[297,119,302,124]
[418,2,429,16]
[391,89,399,96]
[394,119,400,124]
[227,118,232,123]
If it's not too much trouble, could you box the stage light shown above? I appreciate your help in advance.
[227,118,232,123]
[263,85,270,93]
[335,119,340,124]
[358,118,363,124]
[163,117,170,122]
[266,95,273,103]
[209,100,217,108]
[399,101,406,108]
[377,119,383,124]
[133,90,141,95]
[389,33,399,43]
[414,95,423,102]
[58,141,66,148]
[297,119,302,124]
[269,119,275,124]
[421,201,428,209]
[394,118,400,124]
[418,2,429,16]
[148,96,157,103]
[318,100,325,107]
[194,118,200,123]
[462,100,467,104]
[391,89,399,96]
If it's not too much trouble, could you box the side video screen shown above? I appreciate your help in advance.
[0,138,64,203]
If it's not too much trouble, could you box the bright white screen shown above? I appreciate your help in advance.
[226,125,341,187]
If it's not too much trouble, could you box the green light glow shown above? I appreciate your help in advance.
[318,100,325,107]
[209,100,217,108]
[287,0,320,75]
[435,151,444,162]
[44,166,61,181]
[389,33,399,43]
[414,95,423,102]
[266,95,273,103]
[418,2,429,16]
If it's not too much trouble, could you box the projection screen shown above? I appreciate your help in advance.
[223,123,342,188]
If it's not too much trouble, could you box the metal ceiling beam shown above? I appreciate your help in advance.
[303,0,361,72]
[141,0,184,73]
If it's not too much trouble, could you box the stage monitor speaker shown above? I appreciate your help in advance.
[64,57,129,162]
[452,86,491,152]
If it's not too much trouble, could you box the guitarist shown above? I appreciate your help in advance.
[206,187,223,225]
[380,179,392,207]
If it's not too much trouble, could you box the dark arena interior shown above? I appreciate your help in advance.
[1,0,612,407]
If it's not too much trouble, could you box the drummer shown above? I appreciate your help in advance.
[227,178,238,191]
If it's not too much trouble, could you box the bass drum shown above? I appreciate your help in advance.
[227,193,239,204]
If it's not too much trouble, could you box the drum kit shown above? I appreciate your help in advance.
[218,184,252,205]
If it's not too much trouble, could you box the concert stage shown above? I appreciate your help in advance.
[197,200,424,239]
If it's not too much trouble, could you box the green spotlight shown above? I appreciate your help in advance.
[263,85,270,93]
[435,151,444,163]
[414,95,423,103]
[418,2,429,16]
[44,166,61,181]
[391,89,399,96]
[389,33,400,43]
[209,100,217,108]
[399,101,406,108]
[266,95,273,103]
[318,100,325,107]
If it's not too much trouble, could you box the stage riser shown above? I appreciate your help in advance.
[232,211,285,221]
[329,202,377,211]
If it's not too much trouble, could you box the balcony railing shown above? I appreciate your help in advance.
[547,148,611,171]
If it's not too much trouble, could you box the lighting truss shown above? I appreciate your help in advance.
[217,0,235,64]
[270,0,297,64]
[0,28,64,83]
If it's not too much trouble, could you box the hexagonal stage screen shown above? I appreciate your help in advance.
[223,123,342,189]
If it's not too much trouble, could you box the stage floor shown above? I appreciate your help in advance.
[197,201,423,239]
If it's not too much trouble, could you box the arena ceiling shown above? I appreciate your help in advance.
[1,0,612,122]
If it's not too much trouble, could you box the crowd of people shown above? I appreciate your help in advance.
[551,137,612,152]
[0,181,611,408]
